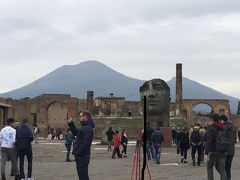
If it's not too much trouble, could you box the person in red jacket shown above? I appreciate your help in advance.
[112,130,122,158]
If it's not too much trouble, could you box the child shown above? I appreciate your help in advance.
[112,130,122,158]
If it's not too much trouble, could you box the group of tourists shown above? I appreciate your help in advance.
[49,127,62,140]
[0,118,34,180]
[174,114,237,180]
[106,127,128,158]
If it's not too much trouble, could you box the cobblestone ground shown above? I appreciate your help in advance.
[2,139,240,180]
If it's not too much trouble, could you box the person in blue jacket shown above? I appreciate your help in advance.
[16,118,34,180]
[67,111,95,180]
[151,127,164,164]
[65,128,74,162]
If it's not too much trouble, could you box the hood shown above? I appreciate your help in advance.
[212,121,224,129]
[82,118,95,128]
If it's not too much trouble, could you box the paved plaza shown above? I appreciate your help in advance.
[2,139,240,180]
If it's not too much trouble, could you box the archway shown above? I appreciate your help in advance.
[192,103,213,126]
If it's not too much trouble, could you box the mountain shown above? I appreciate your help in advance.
[0,60,239,113]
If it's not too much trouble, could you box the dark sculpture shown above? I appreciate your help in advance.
[140,79,170,128]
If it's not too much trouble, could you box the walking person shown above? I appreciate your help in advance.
[67,111,95,180]
[142,122,155,161]
[112,130,122,158]
[121,129,128,157]
[189,122,204,166]
[106,127,115,151]
[65,128,74,162]
[205,113,227,180]
[33,125,39,144]
[0,118,20,180]
[215,115,237,180]
[16,118,34,180]
[177,127,190,163]
[151,127,164,164]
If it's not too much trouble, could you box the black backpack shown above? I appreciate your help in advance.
[191,129,201,144]
[216,127,230,153]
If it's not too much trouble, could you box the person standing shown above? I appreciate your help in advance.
[0,118,20,180]
[142,122,155,161]
[112,130,122,158]
[216,115,236,180]
[205,113,227,180]
[67,111,95,180]
[16,118,34,180]
[151,127,164,164]
[121,129,128,157]
[106,127,115,151]
[33,125,39,144]
[177,127,190,163]
[65,128,74,162]
[189,122,204,166]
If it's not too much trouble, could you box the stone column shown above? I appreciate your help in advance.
[86,91,94,113]
[237,101,240,115]
[176,63,183,116]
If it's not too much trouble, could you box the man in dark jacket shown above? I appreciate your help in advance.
[67,111,95,180]
[151,127,164,164]
[205,113,227,180]
[141,122,155,161]
[16,118,34,180]
[106,127,115,151]
[216,115,236,180]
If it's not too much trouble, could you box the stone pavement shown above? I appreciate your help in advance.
[2,140,240,180]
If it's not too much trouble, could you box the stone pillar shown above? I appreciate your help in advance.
[86,91,94,113]
[237,101,240,115]
[176,63,183,116]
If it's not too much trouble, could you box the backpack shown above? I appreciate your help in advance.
[216,128,230,153]
[191,129,201,144]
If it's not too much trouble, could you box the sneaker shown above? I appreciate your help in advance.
[28,178,34,180]
[181,157,184,163]
[21,179,25,180]
[65,159,72,162]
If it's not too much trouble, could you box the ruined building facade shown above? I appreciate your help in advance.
[1,64,240,137]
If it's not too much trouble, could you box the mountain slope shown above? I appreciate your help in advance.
[0,60,239,113]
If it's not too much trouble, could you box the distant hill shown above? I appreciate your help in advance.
[0,60,239,113]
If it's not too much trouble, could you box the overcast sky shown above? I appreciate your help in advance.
[0,0,240,99]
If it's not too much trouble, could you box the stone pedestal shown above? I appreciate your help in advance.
[160,127,172,147]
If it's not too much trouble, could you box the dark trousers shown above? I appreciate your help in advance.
[65,144,71,160]
[180,148,188,159]
[191,144,202,163]
[112,147,122,158]
[216,155,233,180]
[75,156,90,180]
[207,152,226,180]
[122,144,127,154]
[19,149,33,179]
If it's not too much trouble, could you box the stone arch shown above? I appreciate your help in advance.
[47,101,68,129]
[192,103,213,126]
[182,99,230,127]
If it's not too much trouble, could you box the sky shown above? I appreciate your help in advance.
[0,0,240,99]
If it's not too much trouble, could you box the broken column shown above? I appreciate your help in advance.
[176,63,183,116]
[86,91,94,113]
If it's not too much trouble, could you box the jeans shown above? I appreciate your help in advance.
[75,156,90,180]
[181,148,188,159]
[18,149,33,179]
[207,152,227,180]
[191,144,202,163]
[65,144,71,160]
[1,147,18,176]
[146,141,155,160]
[107,140,113,151]
[216,155,233,180]
[153,146,161,161]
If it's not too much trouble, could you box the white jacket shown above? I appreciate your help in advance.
[0,126,16,148]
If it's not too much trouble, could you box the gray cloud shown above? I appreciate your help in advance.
[0,0,240,98]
